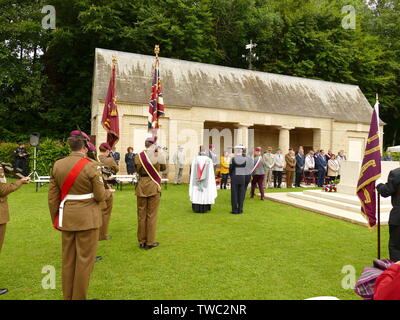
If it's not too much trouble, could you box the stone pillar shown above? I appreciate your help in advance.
[279,126,294,152]
[236,123,251,148]
[313,128,321,150]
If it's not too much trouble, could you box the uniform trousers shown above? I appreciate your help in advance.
[264,169,273,188]
[0,224,6,252]
[62,228,99,300]
[286,170,295,188]
[137,194,161,246]
[231,183,246,213]
[99,196,113,240]
[250,175,265,199]
[174,167,183,184]
[389,225,400,262]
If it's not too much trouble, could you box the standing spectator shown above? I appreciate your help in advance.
[315,150,328,187]
[285,149,296,188]
[304,151,315,183]
[125,147,136,175]
[325,149,334,162]
[229,145,249,214]
[14,142,29,176]
[220,151,230,189]
[207,144,218,173]
[273,148,284,188]
[173,146,185,185]
[250,147,265,200]
[383,151,394,161]
[327,154,340,182]
[336,150,347,180]
[262,147,275,189]
[295,149,305,187]
[110,146,120,165]
[337,150,347,162]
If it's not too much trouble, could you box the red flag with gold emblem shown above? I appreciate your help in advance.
[356,100,381,228]
[101,60,119,148]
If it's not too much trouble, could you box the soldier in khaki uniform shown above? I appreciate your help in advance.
[0,165,29,295]
[97,142,119,241]
[48,131,108,300]
[135,138,166,250]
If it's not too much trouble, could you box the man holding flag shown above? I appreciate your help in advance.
[377,166,400,261]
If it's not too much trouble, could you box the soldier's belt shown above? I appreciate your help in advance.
[58,193,94,228]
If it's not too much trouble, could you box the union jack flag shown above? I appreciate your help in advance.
[148,59,165,137]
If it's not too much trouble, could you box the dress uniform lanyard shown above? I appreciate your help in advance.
[53,158,91,231]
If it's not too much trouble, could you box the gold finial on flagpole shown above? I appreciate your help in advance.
[154,45,160,57]
[112,55,117,65]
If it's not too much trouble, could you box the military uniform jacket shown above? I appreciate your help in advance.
[0,166,23,224]
[229,155,248,185]
[48,152,107,231]
[377,167,400,225]
[135,151,166,197]
[98,154,119,174]
[262,153,275,170]
[285,154,296,172]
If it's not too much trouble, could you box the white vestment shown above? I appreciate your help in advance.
[189,155,217,205]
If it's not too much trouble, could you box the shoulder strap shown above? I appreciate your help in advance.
[53,158,91,231]
[138,151,162,188]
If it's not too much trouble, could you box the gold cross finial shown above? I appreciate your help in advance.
[154,45,160,56]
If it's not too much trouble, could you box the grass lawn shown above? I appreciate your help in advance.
[0,182,388,300]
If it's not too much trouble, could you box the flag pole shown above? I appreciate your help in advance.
[153,45,160,138]
[376,92,381,260]
[378,192,381,259]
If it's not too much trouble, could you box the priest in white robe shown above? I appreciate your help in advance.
[189,148,218,213]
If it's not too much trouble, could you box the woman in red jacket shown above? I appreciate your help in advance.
[374,261,400,300]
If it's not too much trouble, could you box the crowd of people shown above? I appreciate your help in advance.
[184,145,348,190]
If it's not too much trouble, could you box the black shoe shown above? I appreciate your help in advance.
[95,256,103,262]
[145,242,160,250]
[0,288,8,295]
[139,243,146,249]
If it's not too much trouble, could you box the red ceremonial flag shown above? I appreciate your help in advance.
[101,59,119,148]
[356,100,381,229]
[148,48,165,138]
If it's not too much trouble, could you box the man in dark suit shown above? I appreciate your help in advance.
[377,166,400,261]
[229,146,252,214]
[315,150,327,187]
[295,149,305,187]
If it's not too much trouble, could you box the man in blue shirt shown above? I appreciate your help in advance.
[295,149,305,187]
[315,150,327,187]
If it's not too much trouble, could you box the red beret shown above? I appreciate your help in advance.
[69,130,90,141]
[100,142,112,150]
[255,147,261,152]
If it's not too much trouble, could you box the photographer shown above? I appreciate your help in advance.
[14,142,29,176]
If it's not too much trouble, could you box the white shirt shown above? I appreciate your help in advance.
[304,155,315,171]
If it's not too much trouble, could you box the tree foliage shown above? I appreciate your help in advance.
[0,0,399,147]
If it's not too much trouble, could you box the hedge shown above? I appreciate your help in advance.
[0,138,71,176]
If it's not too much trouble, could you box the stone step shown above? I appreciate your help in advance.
[302,189,392,207]
[287,192,391,214]
[264,192,389,227]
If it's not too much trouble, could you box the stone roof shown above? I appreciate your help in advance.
[93,48,377,124]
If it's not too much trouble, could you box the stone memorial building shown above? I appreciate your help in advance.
[90,48,383,180]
